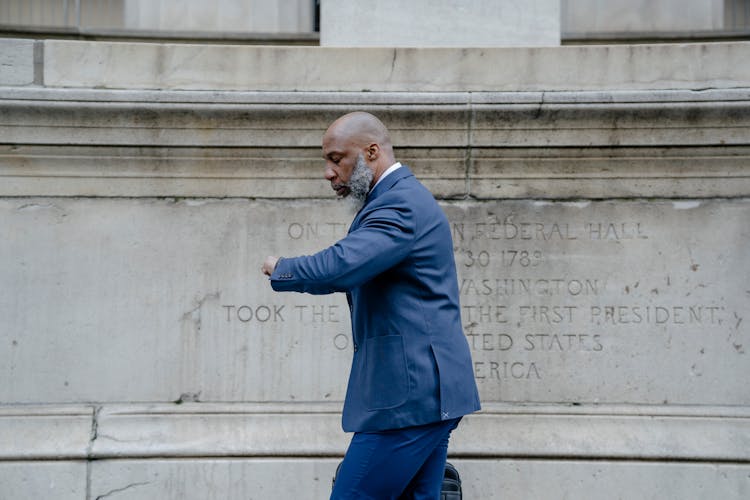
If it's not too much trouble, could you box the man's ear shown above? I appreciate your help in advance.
[367,144,379,161]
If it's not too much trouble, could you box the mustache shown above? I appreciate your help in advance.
[331,182,351,195]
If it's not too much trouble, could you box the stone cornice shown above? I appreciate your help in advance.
[1,88,749,198]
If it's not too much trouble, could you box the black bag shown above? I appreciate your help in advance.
[332,461,462,498]
[441,462,462,500]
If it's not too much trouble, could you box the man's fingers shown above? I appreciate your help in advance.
[262,256,279,276]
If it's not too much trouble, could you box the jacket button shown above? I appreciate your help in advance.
[353,344,358,352]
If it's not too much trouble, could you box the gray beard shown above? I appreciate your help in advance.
[345,154,374,212]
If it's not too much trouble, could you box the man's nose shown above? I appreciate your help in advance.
[324,165,335,181]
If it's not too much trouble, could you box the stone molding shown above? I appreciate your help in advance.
[1,88,749,199]
[3,39,750,92]
[3,403,749,461]
[36,40,750,92]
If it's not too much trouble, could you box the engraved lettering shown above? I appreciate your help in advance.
[588,222,647,240]
[294,304,340,322]
[222,304,286,323]
[459,279,599,297]
[590,305,723,325]
[518,305,577,324]
[474,361,541,380]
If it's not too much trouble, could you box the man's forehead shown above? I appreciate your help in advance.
[323,129,354,152]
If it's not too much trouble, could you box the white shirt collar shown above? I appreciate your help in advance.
[371,162,402,191]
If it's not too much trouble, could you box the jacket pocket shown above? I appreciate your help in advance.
[363,335,410,410]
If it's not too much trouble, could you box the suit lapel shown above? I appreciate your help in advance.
[367,165,413,202]
[348,165,414,233]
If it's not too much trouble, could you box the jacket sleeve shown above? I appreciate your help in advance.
[269,202,415,295]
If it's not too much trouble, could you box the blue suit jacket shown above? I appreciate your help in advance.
[271,166,480,432]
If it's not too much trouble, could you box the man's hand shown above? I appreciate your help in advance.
[262,256,279,277]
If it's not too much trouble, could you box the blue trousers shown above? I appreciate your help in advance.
[330,417,461,500]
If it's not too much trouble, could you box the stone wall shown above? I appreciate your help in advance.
[0,0,315,33]
[321,0,560,47]
[562,0,726,33]
[1,39,749,499]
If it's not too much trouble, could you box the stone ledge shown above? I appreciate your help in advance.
[4,39,749,93]
[2,145,749,199]
[35,40,750,92]
[83,458,750,500]
[457,412,750,461]
[2,403,748,461]
[3,457,746,500]
[0,405,93,459]
[1,89,748,199]
[3,96,748,148]
[3,87,750,104]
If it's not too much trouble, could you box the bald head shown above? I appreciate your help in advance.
[326,111,393,151]
[322,112,397,197]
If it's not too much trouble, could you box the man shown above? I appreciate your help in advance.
[262,112,480,499]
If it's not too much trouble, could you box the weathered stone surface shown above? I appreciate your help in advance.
[83,402,750,461]
[1,37,749,498]
[321,0,560,47]
[563,0,725,33]
[87,457,750,500]
[0,461,86,500]
[456,405,750,460]
[0,198,353,404]
[1,198,747,406]
[40,40,750,91]
[1,88,748,199]
[121,0,314,33]
[89,458,341,500]
[446,200,749,405]
[0,406,93,459]
[92,404,348,458]
[456,459,750,500]
[470,146,750,199]
[0,39,34,86]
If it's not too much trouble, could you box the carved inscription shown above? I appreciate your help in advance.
[7,198,744,405]
[221,201,747,405]
[443,202,745,404]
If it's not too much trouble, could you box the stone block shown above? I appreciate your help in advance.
[89,458,341,500]
[0,39,34,86]
[85,457,750,499]
[92,404,348,458]
[1,198,747,409]
[122,0,314,33]
[0,461,86,500]
[469,146,750,199]
[562,0,725,33]
[444,199,749,405]
[41,40,750,92]
[321,0,560,47]
[0,198,354,404]
[0,406,93,459]
[454,459,750,500]
[454,406,750,460]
